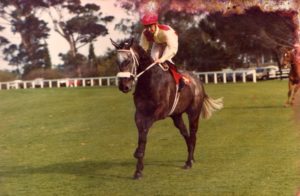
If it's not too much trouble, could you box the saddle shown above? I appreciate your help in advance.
[163,61,189,92]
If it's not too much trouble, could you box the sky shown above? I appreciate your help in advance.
[0,0,138,70]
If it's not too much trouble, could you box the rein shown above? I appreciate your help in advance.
[116,48,168,81]
[116,48,154,81]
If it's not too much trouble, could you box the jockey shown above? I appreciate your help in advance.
[139,12,185,91]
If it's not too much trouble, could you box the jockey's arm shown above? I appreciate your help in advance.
[159,30,178,63]
[139,31,150,52]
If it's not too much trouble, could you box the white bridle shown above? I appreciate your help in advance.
[116,48,165,81]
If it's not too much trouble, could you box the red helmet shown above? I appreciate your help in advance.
[141,13,158,25]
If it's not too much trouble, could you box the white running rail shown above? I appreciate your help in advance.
[0,70,257,90]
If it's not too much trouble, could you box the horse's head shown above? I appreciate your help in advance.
[282,48,295,68]
[111,38,137,93]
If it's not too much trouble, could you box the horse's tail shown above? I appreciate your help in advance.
[201,95,224,119]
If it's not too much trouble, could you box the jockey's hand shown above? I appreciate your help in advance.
[154,59,164,65]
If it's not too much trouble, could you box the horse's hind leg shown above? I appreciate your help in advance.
[171,114,192,169]
[186,112,200,169]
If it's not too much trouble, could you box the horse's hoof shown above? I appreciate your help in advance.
[133,172,143,180]
[182,164,192,169]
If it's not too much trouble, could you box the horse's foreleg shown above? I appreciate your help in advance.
[287,90,292,106]
[171,114,191,169]
[291,84,300,105]
[133,115,152,179]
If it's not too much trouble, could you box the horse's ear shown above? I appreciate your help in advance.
[110,38,119,49]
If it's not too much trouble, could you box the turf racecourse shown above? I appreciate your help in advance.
[0,80,300,195]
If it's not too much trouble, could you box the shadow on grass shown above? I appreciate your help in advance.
[224,105,287,110]
[1,160,133,180]
[0,159,185,180]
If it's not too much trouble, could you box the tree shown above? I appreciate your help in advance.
[0,25,9,48]
[46,0,114,76]
[58,52,87,77]
[200,7,297,69]
[88,43,96,67]
[2,44,24,77]
[0,0,50,76]
[97,50,118,76]
[117,0,300,15]
[116,1,299,71]
[0,70,17,82]
[44,44,52,69]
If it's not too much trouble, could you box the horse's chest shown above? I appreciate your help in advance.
[289,67,300,83]
[134,93,169,118]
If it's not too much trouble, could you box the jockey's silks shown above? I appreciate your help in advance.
[143,25,170,42]
[139,24,178,63]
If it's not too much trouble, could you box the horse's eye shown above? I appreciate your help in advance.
[124,42,130,49]
[121,59,131,67]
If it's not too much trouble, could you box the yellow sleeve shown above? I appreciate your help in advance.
[159,29,178,62]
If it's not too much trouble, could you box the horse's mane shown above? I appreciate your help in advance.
[132,41,153,63]
[118,38,153,63]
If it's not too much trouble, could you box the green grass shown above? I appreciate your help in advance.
[0,80,299,195]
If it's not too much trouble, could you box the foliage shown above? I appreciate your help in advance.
[0,70,17,82]
[58,52,87,77]
[0,81,299,195]
[22,68,64,80]
[204,7,296,50]
[0,1,51,74]
[3,44,24,77]
[97,50,118,76]
[87,43,97,68]
[43,45,52,70]
[117,0,300,14]
[196,7,297,69]
[117,1,299,71]
[44,0,114,77]
[47,1,114,57]
[0,27,9,48]
[0,0,114,78]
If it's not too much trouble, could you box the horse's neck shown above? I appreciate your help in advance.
[133,45,169,93]
[135,48,156,78]
[291,53,300,78]
[135,58,166,94]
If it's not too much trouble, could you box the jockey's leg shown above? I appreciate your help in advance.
[166,61,185,91]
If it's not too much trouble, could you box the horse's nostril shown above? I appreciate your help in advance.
[119,83,130,93]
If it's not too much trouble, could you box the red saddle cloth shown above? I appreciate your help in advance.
[168,64,191,87]
[168,64,181,84]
